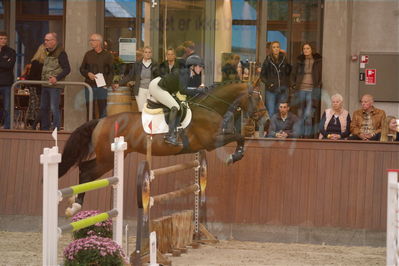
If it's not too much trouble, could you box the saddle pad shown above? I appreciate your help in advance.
[142,104,192,134]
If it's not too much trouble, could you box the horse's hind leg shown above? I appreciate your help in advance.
[75,158,113,205]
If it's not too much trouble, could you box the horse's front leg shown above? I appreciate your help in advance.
[214,134,245,165]
[226,135,245,164]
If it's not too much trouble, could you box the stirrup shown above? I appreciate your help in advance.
[164,134,181,146]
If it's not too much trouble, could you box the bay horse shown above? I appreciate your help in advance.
[59,80,265,213]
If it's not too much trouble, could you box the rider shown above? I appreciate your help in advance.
[148,54,205,146]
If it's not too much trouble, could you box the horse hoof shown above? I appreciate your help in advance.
[65,203,82,217]
[226,155,234,165]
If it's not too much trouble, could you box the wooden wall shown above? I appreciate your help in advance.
[0,130,398,232]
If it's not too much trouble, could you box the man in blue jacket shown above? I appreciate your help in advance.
[0,32,16,129]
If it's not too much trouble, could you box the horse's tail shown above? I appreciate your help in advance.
[59,119,100,177]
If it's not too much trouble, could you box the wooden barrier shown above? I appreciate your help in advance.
[41,135,127,266]
[132,150,217,266]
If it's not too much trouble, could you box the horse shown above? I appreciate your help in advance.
[59,79,266,214]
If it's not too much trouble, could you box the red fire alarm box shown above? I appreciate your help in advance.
[365,69,376,85]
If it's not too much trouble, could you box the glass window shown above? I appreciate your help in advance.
[105,0,136,18]
[158,0,206,61]
[292,0,319,23]
[17,0,64,16]
[232,25,256,61]
[104,0,139,57]
[267,30,288,52]
[15,0,64,76]
[0,0,6,31]
[232,0,257,20]
[267,0,288,21]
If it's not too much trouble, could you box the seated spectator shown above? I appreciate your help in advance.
[349,94,386,140]
[379,116,399,142]
[159,47,184,77]
[319,93,351,140]
[267,101,300,138]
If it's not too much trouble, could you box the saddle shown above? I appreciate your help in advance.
[142,95,192,134]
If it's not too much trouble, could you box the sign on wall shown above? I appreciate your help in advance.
[119,38,136,63]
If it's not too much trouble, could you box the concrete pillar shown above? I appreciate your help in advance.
[63,1,98,131]
[322,0,352,112]
[214,0,232,82]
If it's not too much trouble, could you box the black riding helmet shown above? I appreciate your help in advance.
[186,55,204,68]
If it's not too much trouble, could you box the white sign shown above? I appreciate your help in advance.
[119,38,136,63]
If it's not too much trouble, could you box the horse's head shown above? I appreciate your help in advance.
[240,81,267,121]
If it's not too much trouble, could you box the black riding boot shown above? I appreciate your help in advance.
[222,110,235,134]
[165,107,180,146]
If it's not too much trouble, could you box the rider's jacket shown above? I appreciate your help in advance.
[157,67,202,97]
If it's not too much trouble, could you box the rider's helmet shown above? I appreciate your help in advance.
[186,54,204,68]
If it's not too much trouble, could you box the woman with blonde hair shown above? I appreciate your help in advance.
[319,93,351,140]
[380,116,399,142]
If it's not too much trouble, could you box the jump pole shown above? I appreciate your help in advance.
[41,136,127,266]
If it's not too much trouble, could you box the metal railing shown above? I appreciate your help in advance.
[10,80,93,129]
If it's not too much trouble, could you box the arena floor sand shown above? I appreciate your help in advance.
[0,231,385,265]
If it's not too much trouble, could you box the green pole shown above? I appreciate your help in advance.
[70,178,111,195]
[69,209,118,232]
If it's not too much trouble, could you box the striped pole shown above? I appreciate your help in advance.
[58,177,118,199]
[59,209,118,233]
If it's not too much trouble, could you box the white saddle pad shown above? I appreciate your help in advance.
[142,104,192,134]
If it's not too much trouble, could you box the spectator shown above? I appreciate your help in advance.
[260,41,291,117]
[349,94,386,141]
[319,93,351,140]
[149,55,205,145]
[267,101,300,138]
[379,116,399,142]
[25,44,46,129]
[159,47,184,77]
[222,53,240,81]
[80,33,114,120]
[39,32,70,130]
[0,31,16,129]
[115,46,159,112]
[182,40,197,59]
[175,45,186,66]
[291,42,322,138]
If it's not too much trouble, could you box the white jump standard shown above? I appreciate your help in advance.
[41,136,127,266]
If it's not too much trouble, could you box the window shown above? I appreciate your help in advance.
[15,0,65,75]
[104,0,142,57]
[231,0,257,61]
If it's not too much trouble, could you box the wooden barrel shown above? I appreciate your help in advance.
[107,87,132,116]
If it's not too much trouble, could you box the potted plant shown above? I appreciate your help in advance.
[63,235,127,266]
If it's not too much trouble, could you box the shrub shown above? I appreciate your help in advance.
[63,235,126,266]
[71,210,113,240]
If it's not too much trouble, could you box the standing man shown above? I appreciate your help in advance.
[40,32,70,130]
[80,33,114,119]
[0,32,16,129]
[349,94,386,140]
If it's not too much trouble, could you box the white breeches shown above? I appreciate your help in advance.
[148,77,180,110]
